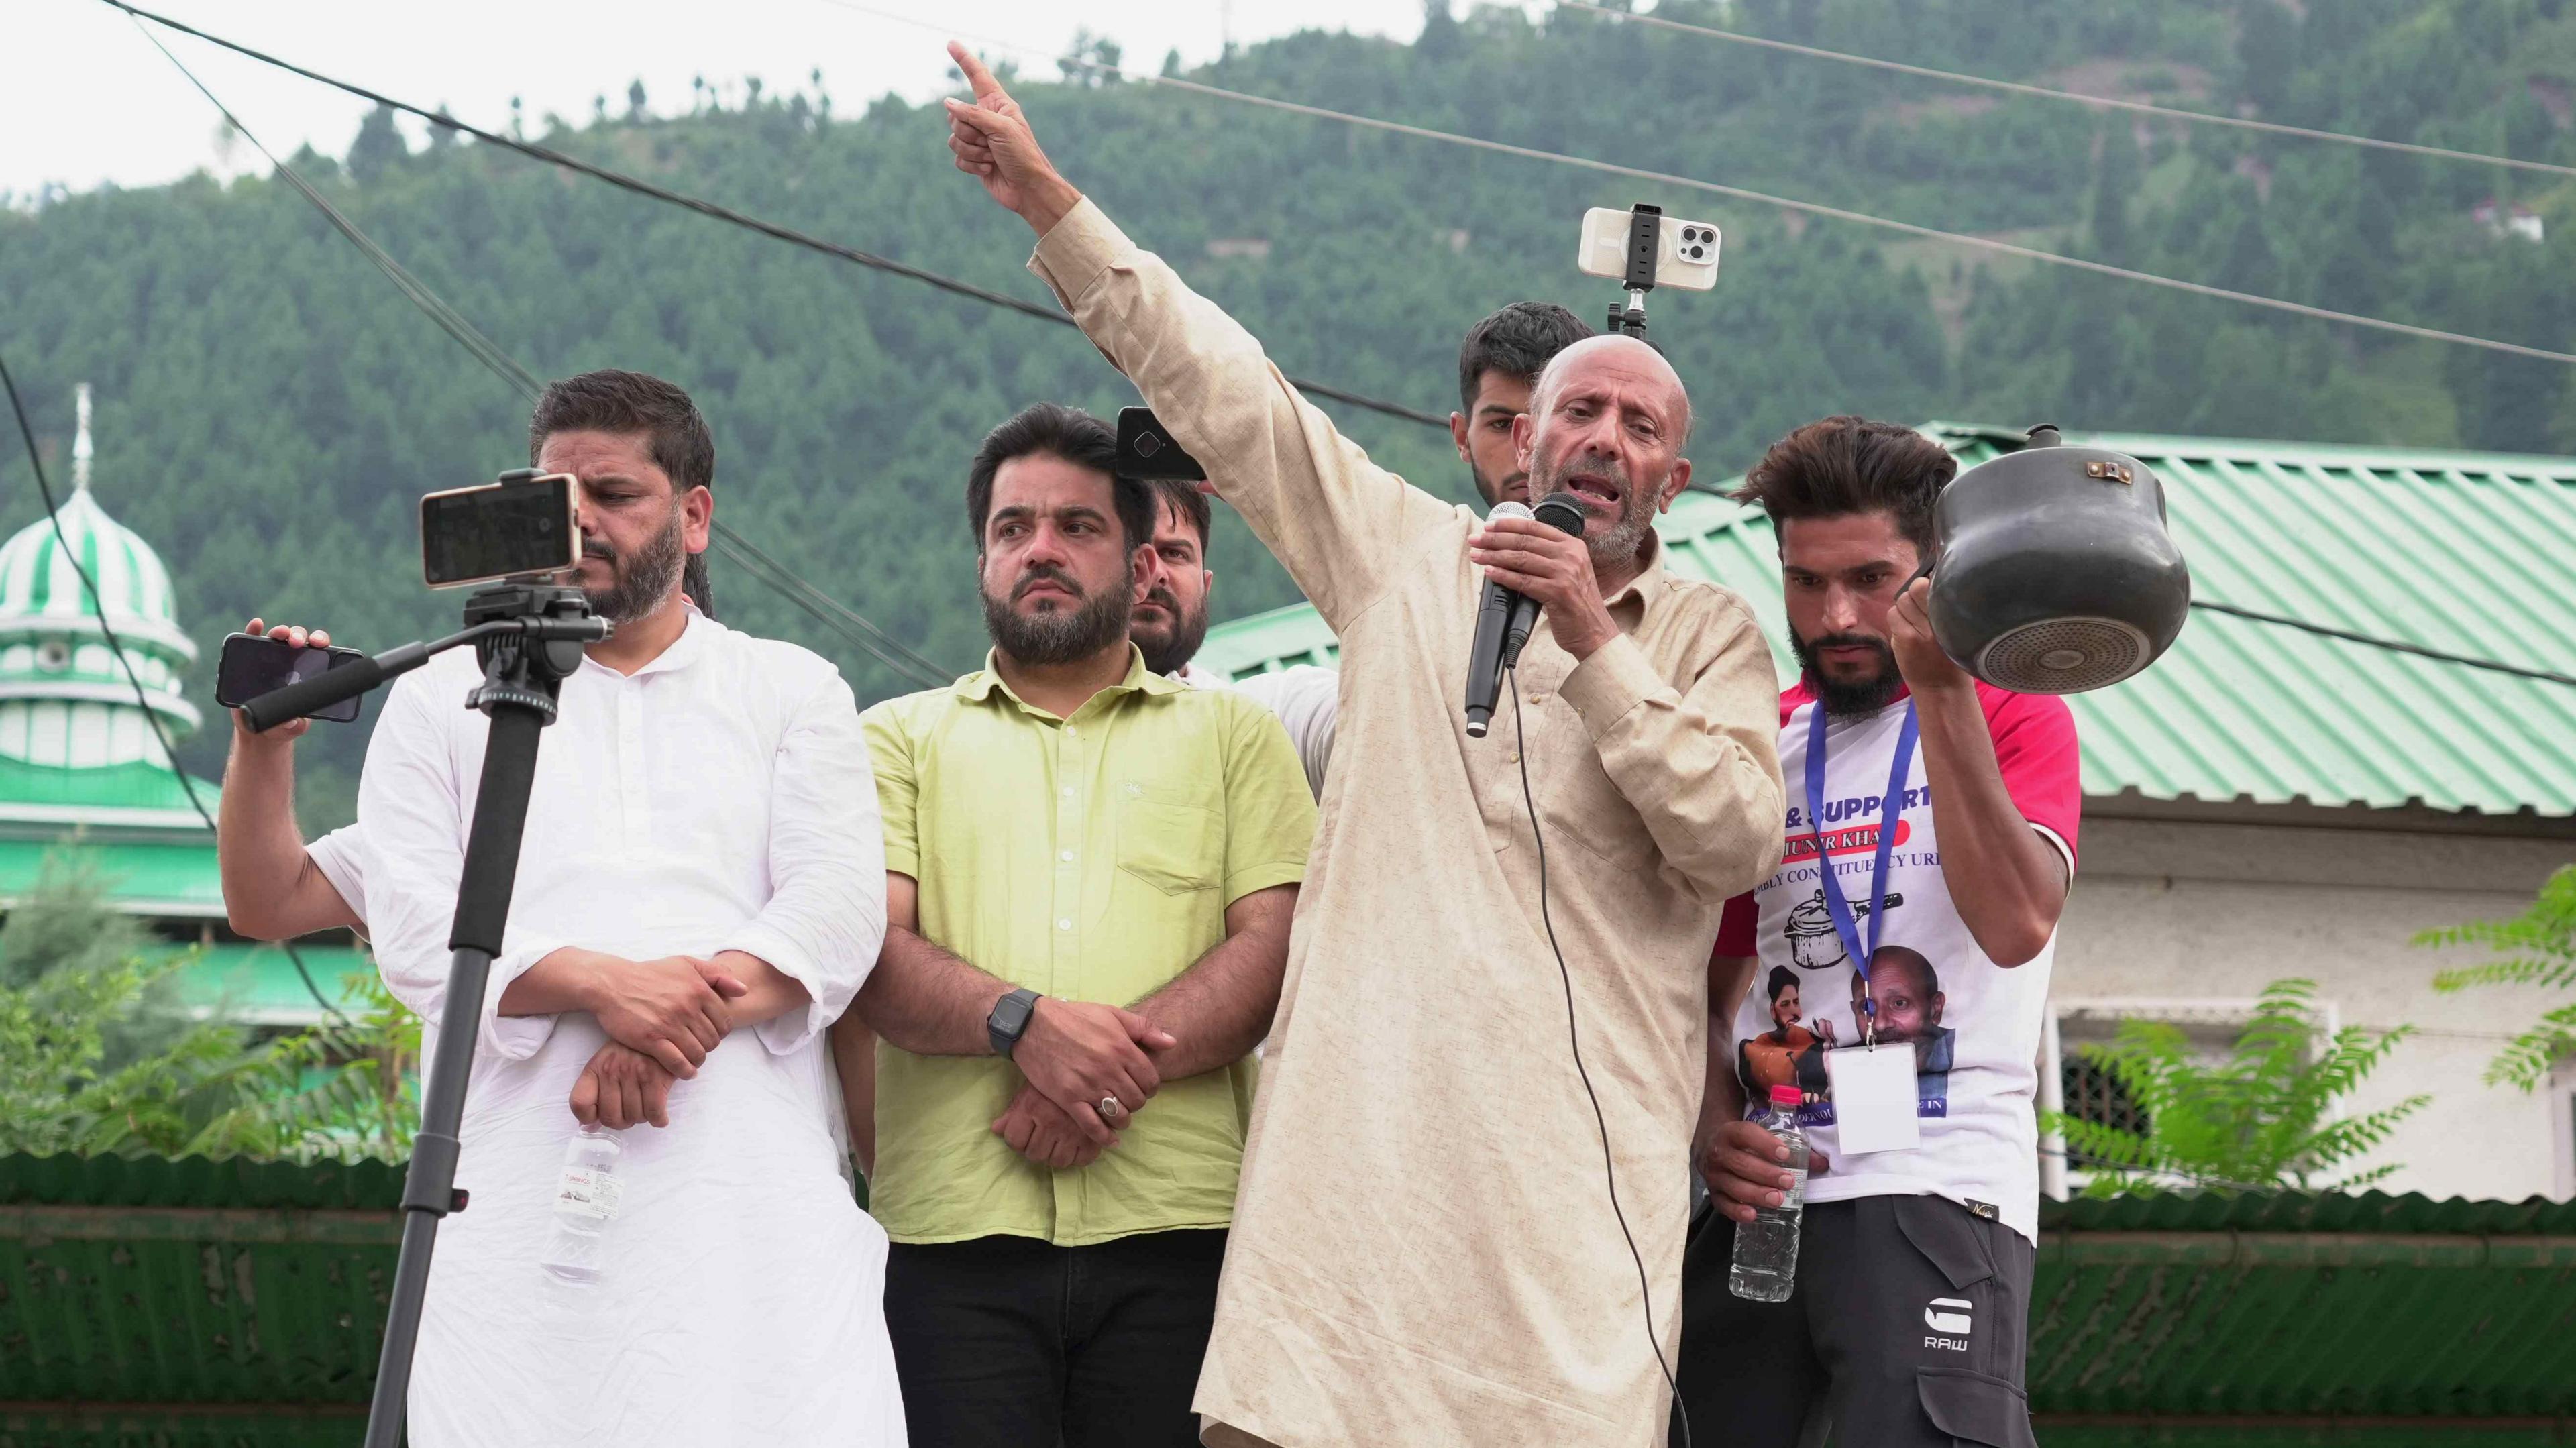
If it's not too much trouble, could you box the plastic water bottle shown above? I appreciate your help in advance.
[1729,1084,1809,1302]
[540,1125,625,1285]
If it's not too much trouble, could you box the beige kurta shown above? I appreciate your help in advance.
[1032,200,1786,1447]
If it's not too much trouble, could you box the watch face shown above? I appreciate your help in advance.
[991,989,1037,1048]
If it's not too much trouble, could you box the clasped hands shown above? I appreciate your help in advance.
[566,950,749,1130]
[991,995,1177,1170]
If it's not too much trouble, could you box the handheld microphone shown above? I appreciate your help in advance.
[1464,502,1532,739]
[1501,492,1590,669]
[1463,492,1591,738]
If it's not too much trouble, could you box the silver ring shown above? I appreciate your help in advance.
[1097,1095,1124,1121]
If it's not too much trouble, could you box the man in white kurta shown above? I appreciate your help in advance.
[358,372,902,1446]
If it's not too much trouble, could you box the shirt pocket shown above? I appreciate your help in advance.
[1118,782,1224,895]
[1541,747,1655,871]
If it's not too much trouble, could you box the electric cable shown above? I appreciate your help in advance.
[1557,1,2576,180]
[99,3,2576,691]
[1509,667,1691,1448]
[2185,598,2576,689]
[98,0,1451,433]
[124,14,955,693]
[816,0,2576,367]
[0,353,352,1025]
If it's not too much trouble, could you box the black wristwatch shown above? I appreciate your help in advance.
[987,987,1042,1059]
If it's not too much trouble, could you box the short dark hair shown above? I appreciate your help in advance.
[530,369,718,615]
[1456,301,1594,412]
[1766,965,1799,1002]
[1146,477,1212,551]
[966,403,1153,554]
[1733,416,1957,559]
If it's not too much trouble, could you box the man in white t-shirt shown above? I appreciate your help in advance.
[1132,478,1339,798]
[1674,416,2079,1448]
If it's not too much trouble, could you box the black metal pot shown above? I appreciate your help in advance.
[1927,425,2191,695]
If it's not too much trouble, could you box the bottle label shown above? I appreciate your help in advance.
[1780,1165,1809,1209]
[555,1166,623,1221]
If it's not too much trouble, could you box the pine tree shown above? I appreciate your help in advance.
[345,105,407,185]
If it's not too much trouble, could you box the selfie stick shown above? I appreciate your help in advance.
[1608,203,1660,339]
[241,582,607,1448]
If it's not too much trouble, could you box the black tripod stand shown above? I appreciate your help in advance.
[240,581,608,1448]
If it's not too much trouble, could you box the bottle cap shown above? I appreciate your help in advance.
[1769,1084,1802,1107]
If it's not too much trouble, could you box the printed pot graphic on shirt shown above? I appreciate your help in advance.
[1784,887,1905,972]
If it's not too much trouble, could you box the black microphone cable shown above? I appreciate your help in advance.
[1507,666,1691,1448]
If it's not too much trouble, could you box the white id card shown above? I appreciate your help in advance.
[1824,1044,1921,1155]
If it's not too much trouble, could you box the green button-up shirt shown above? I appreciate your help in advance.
[861,647,1316,1246]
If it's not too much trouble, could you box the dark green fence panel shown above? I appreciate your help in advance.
[7,1156,2575,1445]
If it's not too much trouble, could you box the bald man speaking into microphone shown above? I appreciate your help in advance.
[939,44,1784,1447]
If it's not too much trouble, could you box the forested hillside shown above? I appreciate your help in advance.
[5,0,2571,830]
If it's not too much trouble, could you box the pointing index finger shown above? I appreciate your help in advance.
[949,40,1006,100]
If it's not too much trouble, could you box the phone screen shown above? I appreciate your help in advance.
[215,634,366,722]
[420,476,578,588]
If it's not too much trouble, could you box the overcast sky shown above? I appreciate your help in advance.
[7,0,1444,199]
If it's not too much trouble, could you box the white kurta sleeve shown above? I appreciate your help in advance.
[1227,665,1340,799]
[305,824,368,927]
[356,667,566,1062]
[720,669,887,1056]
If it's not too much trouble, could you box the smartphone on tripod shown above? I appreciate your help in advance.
[419,471,583,590]
[1577,206,1723,290]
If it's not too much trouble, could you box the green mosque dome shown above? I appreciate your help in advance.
[0,384,199,767]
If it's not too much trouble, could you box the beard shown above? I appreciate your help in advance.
[1527,447,1658,573]
[582,510,689,625]
[1792,628,1906,716]
[982,564,1132,667]
[1132,583,1210,676]
[1470,459,1529,508]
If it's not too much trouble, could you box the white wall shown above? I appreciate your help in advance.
[2056,809,2576,1203]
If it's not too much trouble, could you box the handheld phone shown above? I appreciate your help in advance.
[215,632,368,722]
[1116,408,1208,482]
[1577,207,1723,292]
[419,471,582,590]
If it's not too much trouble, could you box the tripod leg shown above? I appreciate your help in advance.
[362,702,551,1448]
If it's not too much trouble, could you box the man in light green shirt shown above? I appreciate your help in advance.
[843,402,1313,1448]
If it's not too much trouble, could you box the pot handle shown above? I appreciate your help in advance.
[1900,555,1937,593]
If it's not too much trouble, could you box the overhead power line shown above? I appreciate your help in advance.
[2184,598,2576,689]
[89,3,2576,692]
[124,14,954,693]
[1557,1,2576,180]
[820,0,2576,367]
[98,0,1451,433]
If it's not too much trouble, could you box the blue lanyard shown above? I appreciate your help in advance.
[1803,698,1918,1043]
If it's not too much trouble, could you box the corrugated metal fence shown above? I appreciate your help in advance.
[5,1154,2574,1445]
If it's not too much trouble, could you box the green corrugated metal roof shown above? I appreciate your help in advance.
[5,1156,2571,1442]
[1195,425,2576,818]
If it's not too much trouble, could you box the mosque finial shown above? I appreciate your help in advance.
[72,384,93,495]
